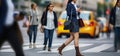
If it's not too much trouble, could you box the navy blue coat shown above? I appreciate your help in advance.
[66,3,78,22]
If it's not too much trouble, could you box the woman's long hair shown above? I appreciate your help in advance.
[115,0,120,7]
[67,0,72,4]
[45,3,52,12]
[31,3,34,9]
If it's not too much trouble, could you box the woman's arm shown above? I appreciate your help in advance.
[40,11,45,25]
[54,11,58,28]
[109,8,114,25]
[66,4,71,16]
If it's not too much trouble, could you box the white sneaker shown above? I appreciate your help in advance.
[29,43,32,48]
[33,43,36,48]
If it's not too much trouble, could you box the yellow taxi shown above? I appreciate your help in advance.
[57,11,100,38]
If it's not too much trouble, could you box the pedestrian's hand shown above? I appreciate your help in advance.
[40,26,44,33]
[76,8,81,12]
[55,29,58,33]
[26,21,30,27]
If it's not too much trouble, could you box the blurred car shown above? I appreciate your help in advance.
[57,11,100,38]
[97,17,109,32]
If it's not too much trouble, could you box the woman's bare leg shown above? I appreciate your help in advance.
[58,33,74,55]
[73,32,83,56]
[64,33,74,45]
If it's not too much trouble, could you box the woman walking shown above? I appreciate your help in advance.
[41,3,57,51]
[58,0,83,56]
[28,3,39,48]
[109,0,120,51]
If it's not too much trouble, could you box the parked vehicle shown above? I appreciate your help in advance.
[57,11,100,38]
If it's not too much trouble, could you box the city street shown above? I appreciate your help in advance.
[0,21,120,56]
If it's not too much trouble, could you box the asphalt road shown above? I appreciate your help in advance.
[0,21,120,56]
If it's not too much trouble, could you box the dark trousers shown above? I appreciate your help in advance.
[0,27,24,56]
[28,25,38,43]
[43,29,54,48]
[114,27,120,51]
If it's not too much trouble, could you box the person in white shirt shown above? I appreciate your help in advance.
[41,3,58,51]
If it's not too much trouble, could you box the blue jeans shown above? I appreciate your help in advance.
[28,25,38,43]
[114,27,120,51]
[43,29,54,48]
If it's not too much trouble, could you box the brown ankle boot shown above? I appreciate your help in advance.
[58,43,66,55]
[75,47,83,56]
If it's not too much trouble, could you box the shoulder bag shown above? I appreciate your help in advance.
[64,10,72,30]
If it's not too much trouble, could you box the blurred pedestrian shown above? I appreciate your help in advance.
[28,3,39,48]
[109,0,120,51]
[41,3,58,51]
[0,0,25,56]
[57,0,83,56]
[106,21,112,39]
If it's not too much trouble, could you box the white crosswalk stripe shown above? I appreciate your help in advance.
[82,44,113,53]
[0,43,113,53]
[37,44,93,53]
[0,43,61,52]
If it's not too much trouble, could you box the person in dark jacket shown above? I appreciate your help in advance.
[57,0,83,56]
[109,0,120,52]
[41,3,57,51]
[0,0,25,56]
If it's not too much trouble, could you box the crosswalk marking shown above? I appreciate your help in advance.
[37,44,93,53]
[0,43,61,52]
[0,49,14,52]
[82,44,113,53]
[0,44,113,53]
[1,45,11,49]
[0,46,32,52]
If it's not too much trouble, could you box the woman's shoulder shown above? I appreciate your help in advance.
[29,9,33,13]
[110,7,116,13]
[41,10,46,14]
[67,3,72,6]
[111,7,116,10]
[53,11,57,15]
[53,11,56,13]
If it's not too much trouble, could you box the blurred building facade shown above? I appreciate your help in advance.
[15,0,114,11]
[14,0,115,17]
